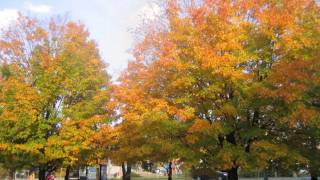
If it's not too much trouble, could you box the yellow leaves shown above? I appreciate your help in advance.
[0,143,8,150]
[122,112,142,122]
[221,103,237,117]
[175,107,195,121]
[150,98,170,112]
[171,76,195,90]
[89,125,116,147]
[0,77,40,122]
[14,143,43,154]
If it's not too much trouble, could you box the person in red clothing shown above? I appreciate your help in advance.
[46,172,54,180]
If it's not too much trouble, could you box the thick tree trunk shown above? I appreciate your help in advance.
[38,167,46,180]
[8,169,15,180]
[227,167,238,180]
[310,171,318,180]
[168,161,172,180]
[65,166,70,180]
[122,162,131,180]
[311,176,318,180]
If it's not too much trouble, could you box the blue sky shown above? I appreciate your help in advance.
[0,0,161,78]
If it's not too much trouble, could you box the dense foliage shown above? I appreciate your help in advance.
[0,1,319,180]
[0,15,111,180]
[112,0,319,180]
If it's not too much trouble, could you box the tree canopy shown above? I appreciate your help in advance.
[0,15,111,180]
[0,1,319,180]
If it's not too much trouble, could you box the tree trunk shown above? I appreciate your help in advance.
[96,166,100,180]
[8,169,15,180]
[168,161,172,180]
[38,167,46,180]
[200,175,210,180]
[86,166,89,178]
[122,163,126,180]
[310,171,318,180]
[126,164,131,180]
[227,167,238,180]
[263,169,268,180]
[122,162,131,180]
[65,166,70,180]
[99,164,103,180]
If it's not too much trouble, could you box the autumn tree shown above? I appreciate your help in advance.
[0,15,111,180]
[116,0,319,180]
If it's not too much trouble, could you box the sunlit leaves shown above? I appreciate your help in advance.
[114,0,319,177]
[0,14,111,172]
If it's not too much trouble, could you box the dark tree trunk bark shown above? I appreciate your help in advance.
[39,167,46,180]
[227,167,238,180]
[168,161,172,180]
[225,130,238,180]
[310,162,318,180]
[122,162,131,180]
[99,164,103,180]
[65,166,70,180]
[8,169,15,180]
[311,171,318,180]
[200,175,210,180]
[263,169,268,180]
[122,163,126,180]
[126,164,131,180]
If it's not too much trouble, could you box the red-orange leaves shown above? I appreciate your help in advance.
[262,57,320,103]
[188,119,211,133]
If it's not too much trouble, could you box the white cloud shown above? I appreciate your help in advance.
[25,2,52,13]
[0,9,18,29]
